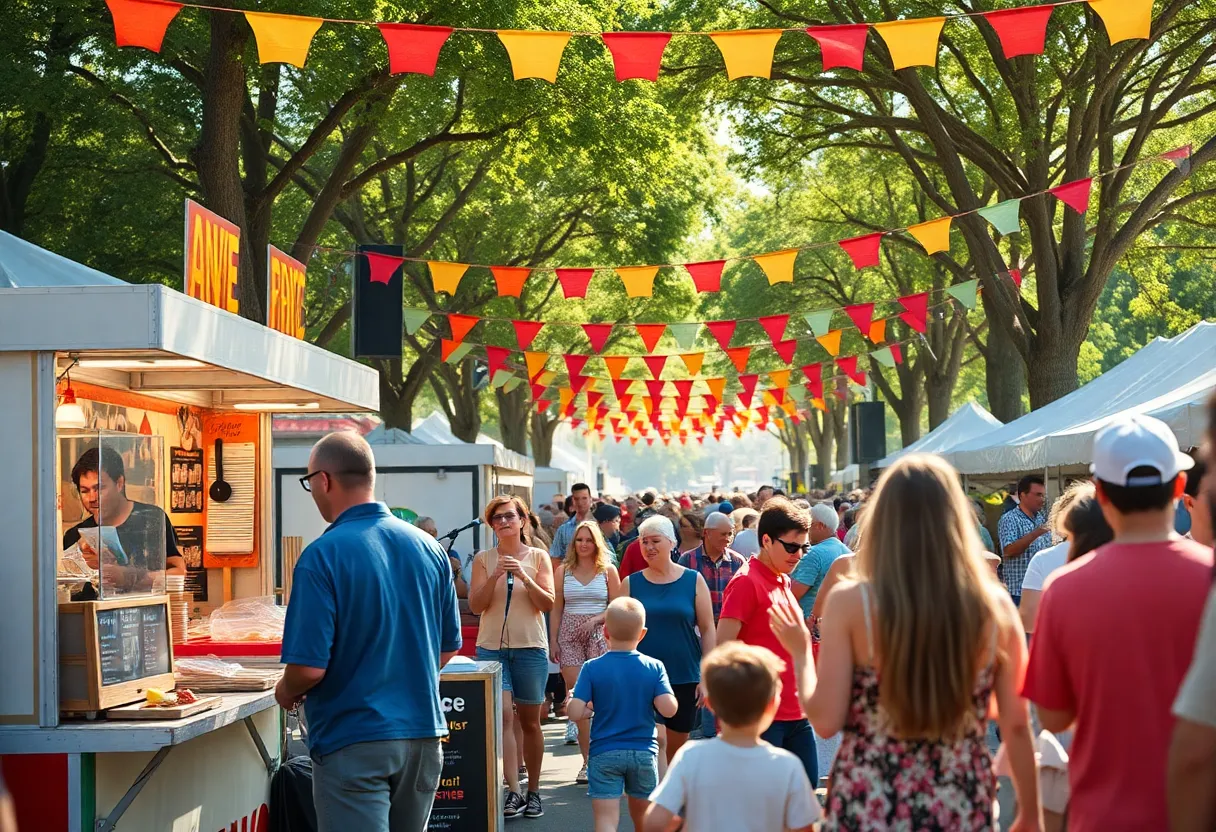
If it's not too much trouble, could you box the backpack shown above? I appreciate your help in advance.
[270,756,317,832]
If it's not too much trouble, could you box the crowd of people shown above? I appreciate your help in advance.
[275,392,1216,831]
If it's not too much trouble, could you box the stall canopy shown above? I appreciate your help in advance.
[0,230,125,288]
[412,412,504,447]
[874,402,1003,469]
[945,321,1216,476]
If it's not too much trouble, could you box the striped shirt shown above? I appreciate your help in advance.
[678,545,745,622]
[563,570,609,616]
[997,507,1050,596]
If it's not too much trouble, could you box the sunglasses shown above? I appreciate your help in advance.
[490,511,519,525]
[775,538,812,555]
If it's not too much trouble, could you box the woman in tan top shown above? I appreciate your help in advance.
[469,495,554,819]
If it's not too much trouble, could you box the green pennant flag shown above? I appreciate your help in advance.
[977,200,1021,236]
[946,279,979,310]
[669,323,700,350]
[871,346,896,368]
[444,342,473,365]
[804,309,835,337]
[490,369,515,389]
[787,385,807,402]
[403,308,431,336]
[503,375,523,393]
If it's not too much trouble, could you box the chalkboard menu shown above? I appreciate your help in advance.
[428,675,497,831]
[97,603,171,686]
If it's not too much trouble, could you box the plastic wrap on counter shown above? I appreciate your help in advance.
[208,596,286,642]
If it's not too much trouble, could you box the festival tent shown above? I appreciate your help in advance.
[0,230,125,288]
[874,401,1003,469]
[944,321,1216,476]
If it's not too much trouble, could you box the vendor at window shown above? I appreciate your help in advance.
[63,447,186,580]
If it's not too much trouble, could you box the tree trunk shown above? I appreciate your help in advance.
[833,402,848,471]
[1026,338,1083,411]
[807,408,835,489]
[530,412,558,467]
[895,383,924,447]
[495,384,529,454]
[982,292,1026,422]
[445,359,481,443]
[377,355,433,431]
[926,377,953,431]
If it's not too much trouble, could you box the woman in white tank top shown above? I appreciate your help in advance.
[550,520,622,780]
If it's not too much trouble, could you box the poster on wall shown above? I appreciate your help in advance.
[170,447,204,513]
[184,197,241,315]
[267,245,307,339]
[175,525,207,601]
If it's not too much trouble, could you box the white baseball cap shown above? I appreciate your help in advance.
[1090,414,1193,487]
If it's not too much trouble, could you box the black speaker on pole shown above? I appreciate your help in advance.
[353,244,404,358]
[849,401,887,465]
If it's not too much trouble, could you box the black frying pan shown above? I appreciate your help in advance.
[209,438,232,503]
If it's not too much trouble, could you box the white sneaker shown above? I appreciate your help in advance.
[564,721,578,745]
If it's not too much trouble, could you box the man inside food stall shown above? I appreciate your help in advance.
[62,447,186,580]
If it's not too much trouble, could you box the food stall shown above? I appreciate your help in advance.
[0,241,380,832]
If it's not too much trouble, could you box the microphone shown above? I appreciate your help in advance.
[439,518,482,541]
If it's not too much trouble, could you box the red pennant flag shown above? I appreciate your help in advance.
[738,374,759,399]
[771,388,786,405]
[490,266,530,298]
[620,394,634,412]
[377,23,453,75]
[803,363,824,400]
[685,260,726,293]
[981,6,1054,58]
[774,339,798,364]
[706,320,737,350]
[646,438,655,446]
[556,268,595,298]
[601,32,672,81]
[583,323,614,352]
[484,346,510,377]
[843,303,875,334]
[530,382,547,401]
[365,251,404,284]
[587,392,604,411]
[1050,178,1093,214]
[673,380,694,401]
[1009,268,1023,288]
[898,292,930,333]
[758,314,790,346]
[738,391,754,409]
[805,24,868,71]
[564,354,588,378]
[512,320,544,351]
[836,356,866,385]
[635,324,667,352]
[1163,145,1193,171]
[106,0,183,51]
[570,374,589,395]
[726,347,751,373]
[890,344,903,364]
[440,339,461,362]
[646,380,666,403]
[536,399,552,413]
[570,418,583,429]
[838,232,884,269]
[643,355,667,379]
[612,379,632,400]
[703,394,718,412]
[448,313,479,343]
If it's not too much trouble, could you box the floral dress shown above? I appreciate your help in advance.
[822,583,998,831]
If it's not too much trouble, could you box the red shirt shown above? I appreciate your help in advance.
[1023,539,1214,832]
[618,540,645,579]
[719,557,804,722]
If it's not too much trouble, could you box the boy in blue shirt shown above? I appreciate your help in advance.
[568,597,678,832]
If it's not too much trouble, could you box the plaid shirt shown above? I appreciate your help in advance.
[678,545,745,621]
[997,506,1050,596]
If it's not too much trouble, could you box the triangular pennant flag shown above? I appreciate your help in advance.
[447,313,479,343]
[428,261,468,294]
[568,373,588,395]
[106,0,183,51]
[978,199,1022,235]
[871,346,897,368]
[377,23,453,75]
[536,370,557,386]
[758,314,791,346]
[490,369,515,389]
[752,249,798,285]
[536,400,552,414]
[620,394,635,413]
[612,379,633,400]
[868,318,887,344]
[587,392,604,411]
[601,32,671,81]
[558,388,575,413]
[1088,0,1152,44]
[843,303,875,334]
[484,346,511,378]
[244,12,324,67]
[981,6,1054,58]
[768,369,791,389]
[503,375,523,393]
[946,279,979,310]
[643,355,668,380]
[496,31,572,82]
[530,382,547,401]
[403,308,430,336]
[812,398,827,412]
[907,217,952,254]
[670,322,700,350]
[1050,178,1093,215]
[788,385,807,403]
[442,339,472,364]
[512,320,544,351]
[1164,145,1192,175]
[365,251,404,284]
[706,320,737,351]
[770,388,787,405]
[616,265,659,298]
[685,260,725,293]
[672,380,694,402]
[556,268,595,298]
[816,330,843,357]
[738,373,759,401]
[838,233,883,269]
[873,17,945,70]
[706,377,726,403]
[836,356,866,386]
[802,364,823,401]
[774,340,798,364]
[583,323,614,353]
[525,352,549,380]
[645,379,666,403]
[680,353,705,375]
[726,347,751,374]
[763,390,779,408]
[564,355,589,382]
[708,29,785,80]
[635,324,667,352]
[805,24,868,71]
[804,309,835,337]
[599,356,626,381]
[890,344,903,365]
[898,292,930,333]
[490,266,530,298]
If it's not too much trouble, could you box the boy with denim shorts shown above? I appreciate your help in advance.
[568,597,678,831]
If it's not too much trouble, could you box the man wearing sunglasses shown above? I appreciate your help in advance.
[716,497,819,787]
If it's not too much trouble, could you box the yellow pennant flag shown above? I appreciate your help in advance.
[768,369,791,389]
[907,216,952,254]
[497,31,572,82]
[559,388,575,410]
[706,377,726,402]
[762,390,779,407]
[603,356,629,380]
[536,370,557,387]
[752,249,798,285]
[874,17,945,70]
[681,353,704,375]
[428,261,469,294]
[525,352,549,379]
[782,401,797,417]
[245,12,324,67]
[1088,0,1152,44]
[616,266,660,298]
[812,397,827,412]
[816,330,843,356]
[708,30,785,80]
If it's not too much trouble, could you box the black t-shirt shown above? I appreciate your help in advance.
[63,501,181,571]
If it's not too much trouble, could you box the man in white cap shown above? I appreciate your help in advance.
[1023,414,1213,832]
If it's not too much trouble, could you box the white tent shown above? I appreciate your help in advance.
[0,230,126,288]
[874,401,1003,469]
[945,321,1216,475]
[411,411,504,447]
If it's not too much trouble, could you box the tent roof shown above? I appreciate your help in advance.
[0,231,126,288]
[410,412,505,447]
[875,401,1002,469]
[945,321,1216,475]
[364,424,424,445]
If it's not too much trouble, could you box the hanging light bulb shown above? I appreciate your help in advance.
[56,372,87,430]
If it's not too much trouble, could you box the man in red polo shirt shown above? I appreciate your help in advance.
[716,496,817,784]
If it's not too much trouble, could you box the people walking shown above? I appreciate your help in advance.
[791,502,851,623]
[997,475,1052,605]
[279,432,461,832]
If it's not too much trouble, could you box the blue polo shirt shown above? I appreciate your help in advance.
[281,502,461,757]
[572,650,673,757]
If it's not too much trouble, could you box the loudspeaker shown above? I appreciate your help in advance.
[352,244,404,358]
[849,401,887,464]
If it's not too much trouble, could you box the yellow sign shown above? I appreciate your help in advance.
[266,245,307,339]
[183,198,240,315]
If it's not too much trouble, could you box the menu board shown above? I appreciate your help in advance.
[428,678,492,831]
[171,447,204,513]
[97,603,171,687]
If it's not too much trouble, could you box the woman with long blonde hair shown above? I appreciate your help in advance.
[771,454,1041,831]
[550,520,621,783]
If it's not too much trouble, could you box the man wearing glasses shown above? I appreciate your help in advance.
[716,497,819,787]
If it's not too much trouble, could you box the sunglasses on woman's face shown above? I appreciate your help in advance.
[775,538,812,555]
[491,511,519,525]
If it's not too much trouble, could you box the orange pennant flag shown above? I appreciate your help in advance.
[868,319,887,344]
[491,266,530,298]
[768,369,791,389]
[602,356,630,380]
[106,0,183,51]
[763,390,779,408]
[706,377,726,402]
[752,249,798,285]
[708,30,785,80]
[907,216,952,254]
[616,266,660,298]
[1088,0,1152,44]
[873,17,945,70]
[816,330,843,356]
[428,261,469,294]
[244,12,324,67]
[559,388,575,411]
[525,351,549,380]
[812,397,827,412]
[497,31,572,82]
[680,353,705,375]
[782,401,797,417]
[726,347,751,373]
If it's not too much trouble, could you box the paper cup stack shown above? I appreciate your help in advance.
[166,575,190,644]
